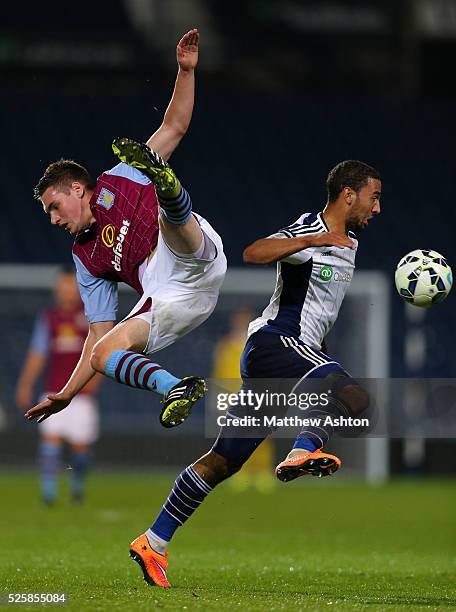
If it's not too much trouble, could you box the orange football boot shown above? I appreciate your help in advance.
[129,534,171,588]
[275,449,341,482]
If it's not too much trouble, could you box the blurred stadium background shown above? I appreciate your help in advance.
[2,0,456,476]
[2,2,456,608]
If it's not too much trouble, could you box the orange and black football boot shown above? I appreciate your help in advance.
[275,449,341,482]
[129,534,171,588]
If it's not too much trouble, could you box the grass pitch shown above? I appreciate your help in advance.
[1,472,455,611]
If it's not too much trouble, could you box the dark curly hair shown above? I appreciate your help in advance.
[326,160,381,203]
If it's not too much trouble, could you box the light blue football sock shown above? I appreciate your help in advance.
[104,350,180,395]
[39,441,61,504]
[70,449,90,501]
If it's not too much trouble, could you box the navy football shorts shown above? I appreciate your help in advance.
[212,330,351,463]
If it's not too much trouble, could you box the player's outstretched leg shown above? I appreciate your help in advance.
[113,136,214,261]
[112,138,172,188]
[112,137,191,225]
[129,443,256,587]
[275,398,342,481]
[276,380,369,481]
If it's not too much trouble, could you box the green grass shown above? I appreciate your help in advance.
[1,472,455,611]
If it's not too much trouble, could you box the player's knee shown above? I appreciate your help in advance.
[338,384,370,416]
[89,341,106,373]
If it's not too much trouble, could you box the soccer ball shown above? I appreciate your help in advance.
[395,249,453,307]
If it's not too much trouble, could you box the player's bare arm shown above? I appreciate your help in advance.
[147,28,199,161]
[25,321,114,423]
[243,232,355,265]
[15,351,46,410]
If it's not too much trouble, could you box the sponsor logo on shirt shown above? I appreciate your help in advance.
[111,219,131,272]
[97,188,115,210]
[101,224,115,248]
[334,271,352,282]
[319,265,333,282]
[319,265,351,283]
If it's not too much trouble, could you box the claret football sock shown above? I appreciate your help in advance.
[104,350,180,395]
[149,466,212,544]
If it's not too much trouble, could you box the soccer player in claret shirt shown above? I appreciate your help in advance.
[121,160,381,588]
[16,268,100,505]
[25,29,226,431]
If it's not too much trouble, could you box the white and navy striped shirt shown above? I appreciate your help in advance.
[247,211,358,350]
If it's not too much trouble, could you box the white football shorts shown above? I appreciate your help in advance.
[39,394,99,444]
[125,214,227,355]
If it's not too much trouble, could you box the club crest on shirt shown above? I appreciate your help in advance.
[97,188,115,210]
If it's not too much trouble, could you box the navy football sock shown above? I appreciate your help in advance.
[292,396,351,452]
[148,466,212,547]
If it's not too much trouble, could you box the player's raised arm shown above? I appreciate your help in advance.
[25,321,114,423]
[243,232,355,265]
[146,29,199,161]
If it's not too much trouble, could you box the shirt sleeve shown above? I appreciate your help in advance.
[266,232,313,265]
[73,254,118,323]
[29,312,50,355]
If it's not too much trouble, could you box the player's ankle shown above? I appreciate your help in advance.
[145,528,168,556]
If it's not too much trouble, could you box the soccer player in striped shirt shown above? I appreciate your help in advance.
[125,160,381,588]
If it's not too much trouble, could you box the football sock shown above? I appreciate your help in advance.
[148,466,212,546]
[158,183,192,225]
[70,449,90,501]
[39,441,61,503]
[292,437,320,453]
[292,396,351,452]
[104,350,180,395]
[145,529,169,556]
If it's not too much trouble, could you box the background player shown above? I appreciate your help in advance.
[123,159,381,588]
[212,307,275,492]
[25,29,227,429]
[16,268,100,505]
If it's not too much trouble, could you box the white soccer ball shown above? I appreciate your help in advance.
[395,249,453,307]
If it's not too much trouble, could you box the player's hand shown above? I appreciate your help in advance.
[177,28,199,72]
[25,393,72,423]
[306,232,356,250]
